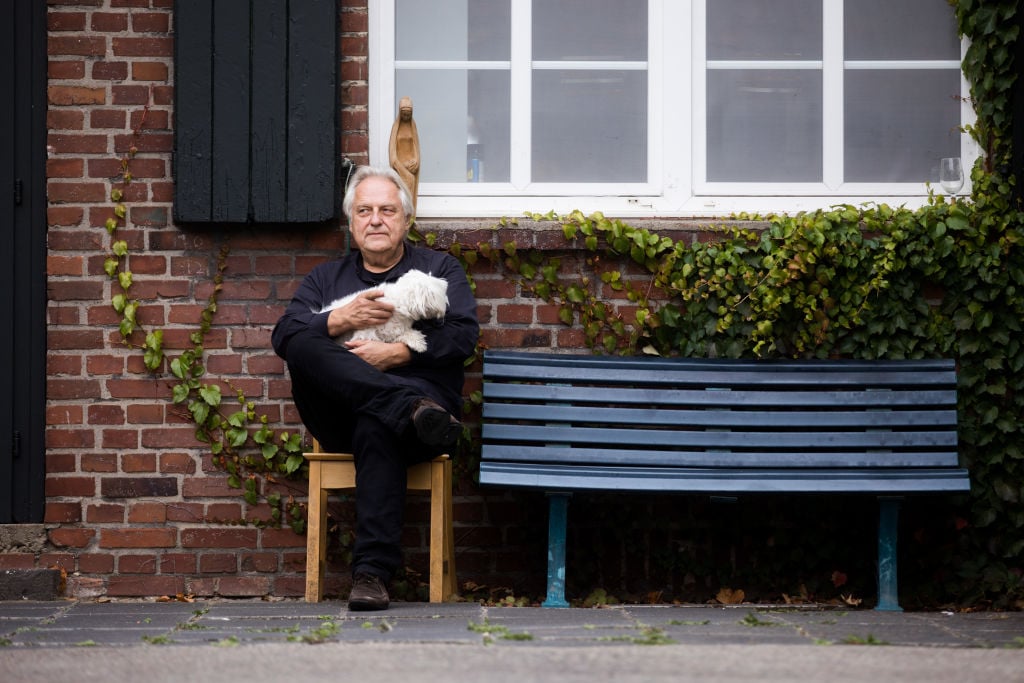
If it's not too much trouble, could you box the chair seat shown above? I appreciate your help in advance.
[303,444,456,603]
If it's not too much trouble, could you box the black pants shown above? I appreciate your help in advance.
[284,328,444,580]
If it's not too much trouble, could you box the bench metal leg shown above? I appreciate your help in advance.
[542,492,571,608]
[876,496,903,612]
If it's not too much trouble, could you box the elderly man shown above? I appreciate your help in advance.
[272,166,479,610]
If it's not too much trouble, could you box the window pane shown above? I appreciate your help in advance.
[396,69,510,183]
[533,0,646,61]
[532,70,647,182]
[707,70,822,182]
[845,70,961,182]
[845,0,959,60]
[396,0,510,61]
[707,0,822,60]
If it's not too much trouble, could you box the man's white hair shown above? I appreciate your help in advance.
[342,166,415,223]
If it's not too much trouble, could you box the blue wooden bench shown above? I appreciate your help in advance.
[479,350,970,610]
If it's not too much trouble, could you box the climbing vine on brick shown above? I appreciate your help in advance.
[100,104,306,533]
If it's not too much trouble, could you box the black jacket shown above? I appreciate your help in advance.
[272,241,479,411]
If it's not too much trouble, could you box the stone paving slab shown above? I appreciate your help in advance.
[2,599,1024,651]
[4,602,1024,683]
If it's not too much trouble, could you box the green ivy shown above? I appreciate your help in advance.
[101,108,306,533]
[449,188,1022,605]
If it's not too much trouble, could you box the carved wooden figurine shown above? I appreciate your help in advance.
[389,96,421,213]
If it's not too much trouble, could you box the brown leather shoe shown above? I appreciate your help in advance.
[348,573,389,611]
[411,399,461,448]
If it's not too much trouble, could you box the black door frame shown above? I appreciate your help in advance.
[1,0,47,523]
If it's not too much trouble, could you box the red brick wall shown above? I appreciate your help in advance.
[22,0,712,600]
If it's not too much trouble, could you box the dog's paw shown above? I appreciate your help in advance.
[400,330,428,353]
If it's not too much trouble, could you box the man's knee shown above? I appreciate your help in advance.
[285,329,334,379]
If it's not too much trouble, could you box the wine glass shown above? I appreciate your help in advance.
[939,157,964,196]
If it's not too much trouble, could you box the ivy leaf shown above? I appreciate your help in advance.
[189,400,210,426]
[143,345,163,372]
[284,454,305,475]
[283,432,304,453]
[252,424,272,445]
[170,357,186,380]
[171,383,190,404]
[953,308,975,330]
[227,427,248,449]
[564,285,586,304]
[199,384,222,407]
[104,258,119,277]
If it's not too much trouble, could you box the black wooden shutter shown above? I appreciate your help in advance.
[174,0,339,224]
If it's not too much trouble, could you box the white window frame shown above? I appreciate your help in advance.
[369,0,978,218]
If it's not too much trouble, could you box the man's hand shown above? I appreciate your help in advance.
[326,290,393,337]
[344,339,411,371]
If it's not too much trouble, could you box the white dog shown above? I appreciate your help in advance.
[317,269,448,352]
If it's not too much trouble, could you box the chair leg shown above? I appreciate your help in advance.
[429,460,442,602]
[442,458,456,599]
[429,457,456,602]
[442,458,454,598]
[304,462,328,602]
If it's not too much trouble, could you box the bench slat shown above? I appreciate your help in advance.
[484,423,955,451]
[482,444,962,469]
[483,383,956,408]
[483,403,958,428]
[484,352,956,387]
[484,351,954,373]
[478,462,971,494]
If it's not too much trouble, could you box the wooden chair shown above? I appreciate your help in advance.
[303,439,457,603]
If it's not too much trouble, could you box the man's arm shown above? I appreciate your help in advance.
[272,269,330,360]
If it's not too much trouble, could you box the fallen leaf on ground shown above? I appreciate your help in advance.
[716,587,745,604]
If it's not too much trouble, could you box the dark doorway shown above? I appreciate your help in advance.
[1,0,47,522]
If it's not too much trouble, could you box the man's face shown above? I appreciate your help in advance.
[350,176,408,268]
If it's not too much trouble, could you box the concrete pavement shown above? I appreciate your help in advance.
[2,599,1024,682]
